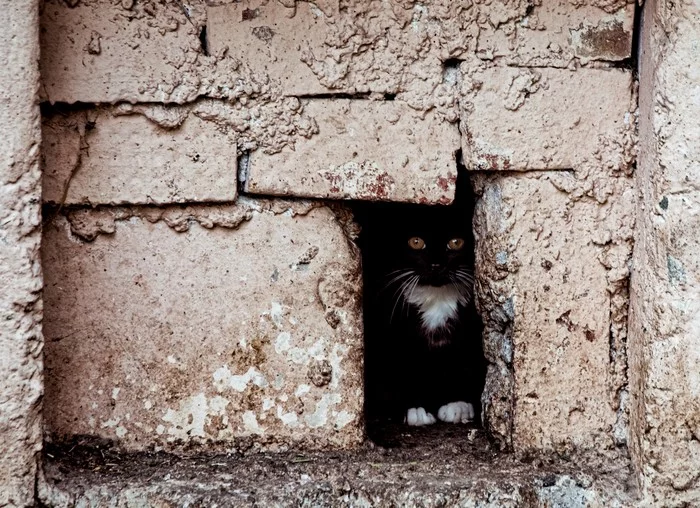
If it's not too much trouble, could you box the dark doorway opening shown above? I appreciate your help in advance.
[352,165,486,444]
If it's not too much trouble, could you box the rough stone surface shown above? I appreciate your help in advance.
[206,1,336,97]
[461,67,634,171]
[40,0,214,104]
[473,171,635,453]
[243,99,460,204]
[42,199,363,452]
[0,1,44,506]
[41,0,635,106]
[629,0,700,505]
[475,3,635,66]
[38,426,637,507]
[42,105,237,206]
[209,1,634,97]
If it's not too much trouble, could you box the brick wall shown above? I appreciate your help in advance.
[39,0,636,455]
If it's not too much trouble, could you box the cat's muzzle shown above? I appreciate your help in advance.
[424,266,449,286]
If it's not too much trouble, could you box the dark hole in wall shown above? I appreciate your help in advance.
[199,26,209,56]
[442,58,462,71]
[352,164,486,445]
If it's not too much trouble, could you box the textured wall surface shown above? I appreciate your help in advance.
[242,99,460,204]
[42,106,238,205]
[0,0,43,506]
[43,200,364,451]
[20,0,700,504]
[463,49,636,453]
[630,0,700,504]
[474,171,635,453]
[38,0,638,456]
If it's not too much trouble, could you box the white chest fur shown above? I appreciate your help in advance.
[406,284,466,331]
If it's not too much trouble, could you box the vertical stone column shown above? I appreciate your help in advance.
[0,0,43,506]
[631,0,700,504]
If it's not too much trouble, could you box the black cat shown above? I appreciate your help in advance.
[358,182,485,427]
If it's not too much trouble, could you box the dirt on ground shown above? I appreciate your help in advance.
[40,423,636,507]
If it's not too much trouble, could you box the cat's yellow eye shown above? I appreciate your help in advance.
[447,238,465,251]
[408,237,426,250]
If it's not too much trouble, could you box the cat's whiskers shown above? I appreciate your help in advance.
[455,267,475,281]
[390,274,420,323]
[451,268,475,304]
[381,268,420,322]
[455,269,475,286]
[449,278,472,304]
[381,269,415,294]
[402,275,421,318]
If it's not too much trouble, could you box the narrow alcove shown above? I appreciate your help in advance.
[351,166,486,444]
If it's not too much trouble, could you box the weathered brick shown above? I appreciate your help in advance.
[462,67,633,171]
[40,0,226,104]
[475,172,633,451]
[42,107,237,206]
[41,1,634,105]
[207,1,336,97]
[42,200,363,451]
[207,1,635,99]
[243,99,460,204]
[475,3,635,66]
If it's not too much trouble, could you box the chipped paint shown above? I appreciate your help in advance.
[295,384,311,398]
[162,393,211,440]
[262,398,276,411]
[334,411,355,429]
[277,406,299,427]
[329,344,349,390]
[274,334,327,366]
[213,365,268,392]
[305,394,342,429]
[242,411,265,435]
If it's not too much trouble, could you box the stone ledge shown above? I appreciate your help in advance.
[39,426,636,507]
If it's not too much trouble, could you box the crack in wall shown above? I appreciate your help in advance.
[44,198,326,242]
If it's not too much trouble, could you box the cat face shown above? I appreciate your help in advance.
[377,205,475,310]
[402,229,470,287]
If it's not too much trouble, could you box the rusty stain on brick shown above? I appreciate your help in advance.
[363,171,395,200]
[584,328,596,342]
[572,21,631,59]
[436,173,457,193]
[477,153,513,171]
[319,162,396,200]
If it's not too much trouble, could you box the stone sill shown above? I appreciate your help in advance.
[39,426,636,507]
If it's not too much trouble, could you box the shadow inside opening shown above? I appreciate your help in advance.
[351,169,486,446]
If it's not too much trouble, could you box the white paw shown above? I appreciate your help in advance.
[437,401,474,424]
[405,407,437,426]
